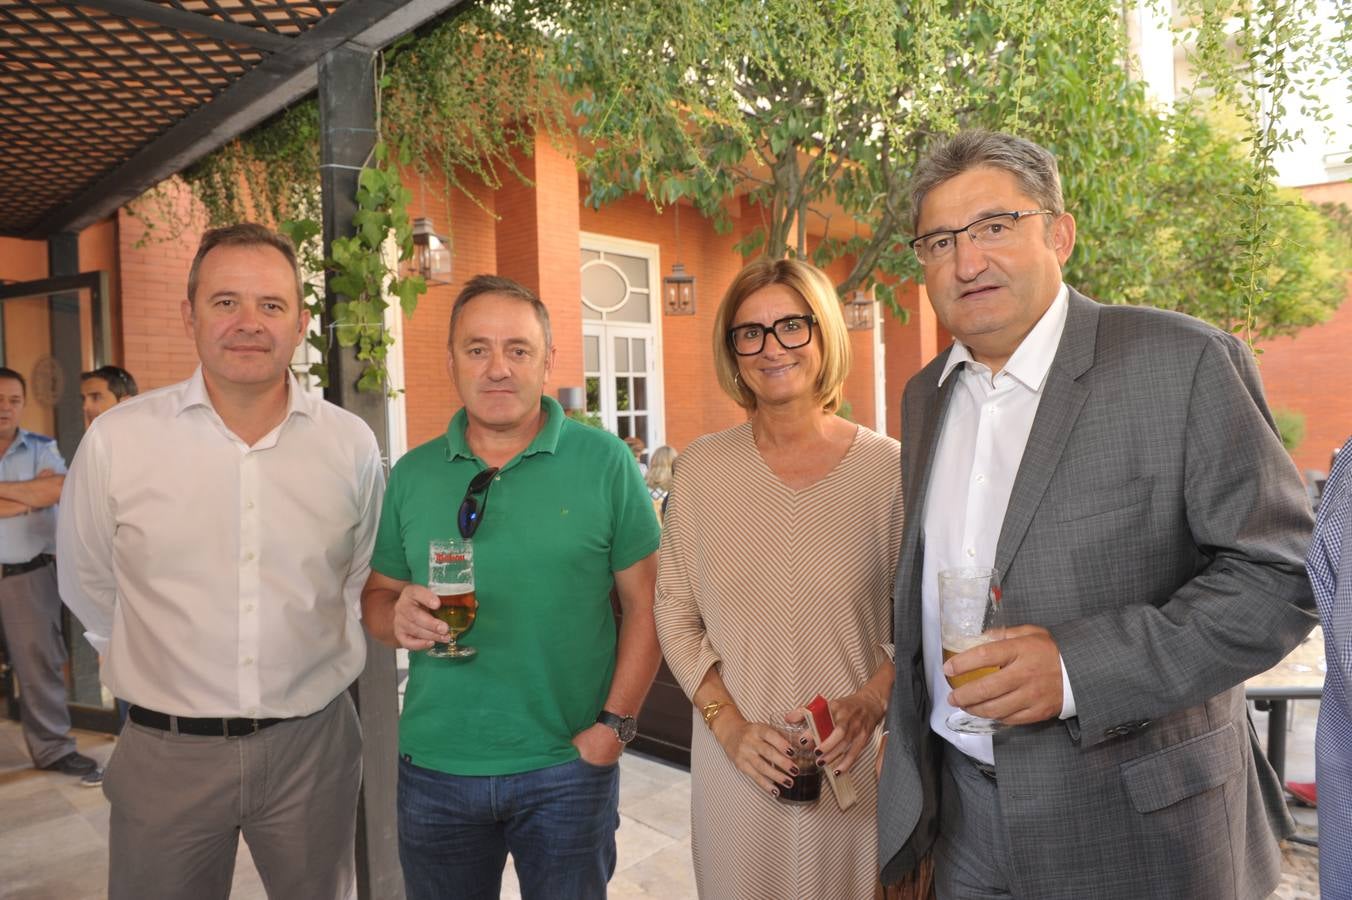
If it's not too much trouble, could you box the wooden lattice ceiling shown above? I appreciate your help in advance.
[0,0,464,239]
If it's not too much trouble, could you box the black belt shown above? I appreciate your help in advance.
[129,705,293,737]
[1,553,53,578]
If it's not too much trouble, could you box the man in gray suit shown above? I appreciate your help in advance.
[876,131,1317,899]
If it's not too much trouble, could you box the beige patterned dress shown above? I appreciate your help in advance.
[655,423,903,899]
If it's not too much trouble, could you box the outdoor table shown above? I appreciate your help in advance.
[1245,626,1325,784]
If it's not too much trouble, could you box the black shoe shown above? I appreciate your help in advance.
[81,767,105,787]
[42,751,98,776]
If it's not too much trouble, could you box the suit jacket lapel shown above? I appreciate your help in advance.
[895,350,961,649]
[994,290,1099,583]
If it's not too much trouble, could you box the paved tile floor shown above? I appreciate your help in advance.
[0,699,1320,899]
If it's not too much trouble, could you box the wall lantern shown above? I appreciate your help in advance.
[845,285,876,331]
[662,203,697,316]
[410,217,452,285]
[663,262,697,316]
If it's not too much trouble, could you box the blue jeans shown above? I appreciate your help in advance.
[397,756,620,900]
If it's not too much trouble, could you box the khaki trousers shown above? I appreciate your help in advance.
[104,692,362,900]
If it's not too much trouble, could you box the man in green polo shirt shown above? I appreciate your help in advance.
[361,274,661,900]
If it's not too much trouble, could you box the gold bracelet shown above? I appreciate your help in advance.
[701,700,734,728]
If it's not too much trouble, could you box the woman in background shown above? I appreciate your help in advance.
[646,445,676,520]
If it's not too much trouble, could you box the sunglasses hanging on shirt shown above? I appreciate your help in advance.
[457,467,499,539]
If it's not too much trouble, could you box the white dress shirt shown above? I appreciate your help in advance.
[921,284,1075,765]
[57,368,385,719]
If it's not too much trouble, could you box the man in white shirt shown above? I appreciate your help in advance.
[876,131,1316,899]
[58,223,385,900]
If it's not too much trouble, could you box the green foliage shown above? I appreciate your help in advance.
[835,399,854,422]
[566,409,606,429]
[181,101,322,228]
[381,5,566,211]
[1273,407,1306,452]
[159,0,1350,374]
[526,0,1348,337]
[281,144,424,395]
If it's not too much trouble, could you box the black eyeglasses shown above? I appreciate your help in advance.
[726,314,817,357]
[457,467,499,539]
[909,209,1054,265]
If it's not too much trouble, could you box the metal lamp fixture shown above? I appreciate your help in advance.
[663,203,697,316]
[410,217,452,284]
[663,262,696,316]
[845,285,876,331]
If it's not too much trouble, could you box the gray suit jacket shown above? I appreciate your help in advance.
[877,289,1317,899]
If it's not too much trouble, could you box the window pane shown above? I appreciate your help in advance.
[608,289,651,323]
[581,249,601,263]
[582,304,601,320]
[611,253,649,291]
[584,335,600,373]
[582,261,628,313]
[613,337,629,371]
[632,376,647,411]
[615,377,631,411]
[617,416,632,439]
[633,414,648,446]
[586,376,600,412]
[631,339,646,371]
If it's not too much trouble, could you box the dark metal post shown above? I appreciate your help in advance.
[48,233,103,711]
[319,43,404,900]
[46,233,84,462]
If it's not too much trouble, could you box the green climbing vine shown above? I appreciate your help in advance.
[279,141,424,394]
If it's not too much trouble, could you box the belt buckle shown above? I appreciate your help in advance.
[223,718,257,738]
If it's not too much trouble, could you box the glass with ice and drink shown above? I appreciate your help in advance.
[939,567,1005,734]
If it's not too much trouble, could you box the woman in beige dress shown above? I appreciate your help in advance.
[654,258,903,898]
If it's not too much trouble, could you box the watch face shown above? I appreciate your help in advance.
[617,716,638,743]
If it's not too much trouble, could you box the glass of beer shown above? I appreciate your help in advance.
[427,538,477,659]
[939,567,1005,734]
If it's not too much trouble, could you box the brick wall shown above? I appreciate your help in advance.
[1250,180,1352,477]
[882,280,935,440]
[117,181,203,391]
[578,191,749,451]
[400,166,497,449]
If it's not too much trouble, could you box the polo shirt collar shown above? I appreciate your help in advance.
[445,396,565,463]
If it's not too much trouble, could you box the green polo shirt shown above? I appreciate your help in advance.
[372,397,660,775]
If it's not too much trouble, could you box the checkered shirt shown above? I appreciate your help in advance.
[1309,437,1352,900]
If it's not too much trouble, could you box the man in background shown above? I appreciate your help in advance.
[0,366,97,780]
[80,365,138,427]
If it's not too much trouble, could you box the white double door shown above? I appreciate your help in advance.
[580,234,663,450]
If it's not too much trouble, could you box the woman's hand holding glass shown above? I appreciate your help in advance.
[711,708,801,797]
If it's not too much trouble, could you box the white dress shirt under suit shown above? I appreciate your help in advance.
[921,283,1076,765]
[56,367,385,719]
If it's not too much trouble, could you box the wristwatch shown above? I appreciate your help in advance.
[596,710,638,743]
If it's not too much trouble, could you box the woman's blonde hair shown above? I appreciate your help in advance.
[712,257,852,413]
[646,446,677,493]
